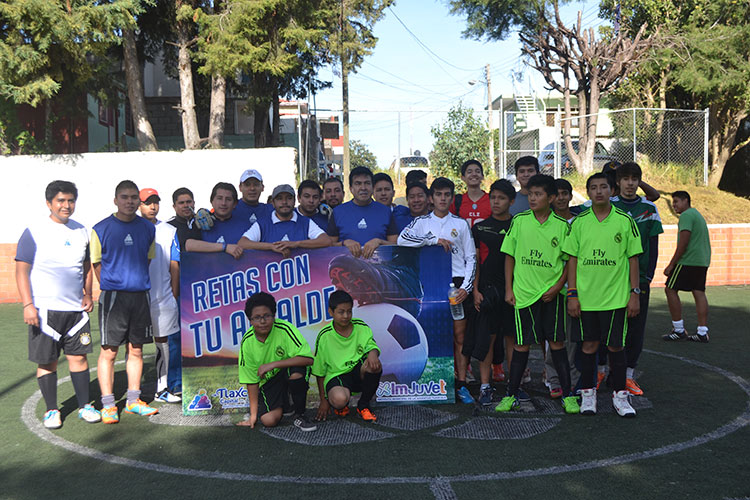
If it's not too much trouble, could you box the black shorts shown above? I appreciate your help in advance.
[325,359,366,394]
[28,310,92,365]
[257,366,308,417]
[99,290,153,346]
[572,308,628,347]
[666,264,707,292]
[513,295,566,345]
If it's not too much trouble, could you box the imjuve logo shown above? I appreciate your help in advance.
[614,232,622,243]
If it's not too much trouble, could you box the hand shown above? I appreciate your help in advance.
[194,208,215,230]
[81,294,94,313]
[541,284,562,303]
[361,238,382,259]
[236,414,257,428]
[364,351,382,373]
[270,241,292,258]
[23,304,39,327]
[505,289,516,307]
[454,288,468,304]
[663,263,674,277]
[257,362,275,379]
[473,290,484,312]
[343,239,362,258]
[436,238,452,253]
[567,297,581,318]
[627,293,640,318]
[225,244,244,259]
[316,399,331,421]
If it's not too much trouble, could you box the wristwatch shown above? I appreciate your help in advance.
[630,287,641,295]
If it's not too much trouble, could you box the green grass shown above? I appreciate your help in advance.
[1,286,749,499]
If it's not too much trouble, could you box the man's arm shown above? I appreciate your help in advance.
[315,376,330,421]
[640,180,660,202]
[82,260,94,312]
[257,355,314,379]
[397,219,435,247]
[169,260,180,299]
[627,255,641,318]
[504,256,516,306]
[664,230,691,276]
[238,384,259,428]
[566,256,580,318]
[646,235,659,283]
[15,261,38,327]
[458,226,477,296]
[93,262,102,284]
[186,238,244,259]
[542,259,569,302]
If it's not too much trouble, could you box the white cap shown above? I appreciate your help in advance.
[240,169,263,183]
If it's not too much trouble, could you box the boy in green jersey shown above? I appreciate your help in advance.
[563,173,643,418]
[663,191,711,343]
[313,290,382,422]
[237,292,317,431]
[496,175,580,415]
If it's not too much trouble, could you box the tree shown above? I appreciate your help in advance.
[349,139,377,170]
[122,27,158,150]
[429,103,490,186]
[452,0,653,174]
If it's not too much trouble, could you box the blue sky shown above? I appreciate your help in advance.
[313,0,606,168]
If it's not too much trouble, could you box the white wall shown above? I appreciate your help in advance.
[0,148,297,243]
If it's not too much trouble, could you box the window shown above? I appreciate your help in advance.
[98,101,113,127]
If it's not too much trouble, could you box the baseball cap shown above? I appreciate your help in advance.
[139,188,160,203]
[240,169,263,183]
[271,184,295,199]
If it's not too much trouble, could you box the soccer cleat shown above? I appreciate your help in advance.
[78,404,102,423]
[494,395,519,412]
[625,378,644,396]
[328,253,425,317]
[101,406,119,424]
[596,371,607,390]
[612,390,636,418]
[580,388,597,415]
[478,386,495,406]
[663,330,689,341]
[549,387,563,399]
[687,333,709,343]
[154,389,182,404]
[123,399,159,417]
[492,364,505,382]
[293,414,318,432]
[456,386,475,404]
[516,388,531,403]
[43,409,62,429]
[357,407,377,422]
[334,406,350,417]
[562,396,580,414]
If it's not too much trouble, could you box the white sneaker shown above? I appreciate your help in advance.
[78,404,102,423]
[154,389,182,403]
[612,390,636,418]
[580,388,597,415]
[43,409,62,429]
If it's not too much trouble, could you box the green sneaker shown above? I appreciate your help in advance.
[494,395,519,412]
[562,396,580,414]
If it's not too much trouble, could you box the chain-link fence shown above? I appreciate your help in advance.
[501,108,709,184]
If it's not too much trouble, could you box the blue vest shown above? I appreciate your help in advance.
[257,215,312,242]
[233,200,272,227]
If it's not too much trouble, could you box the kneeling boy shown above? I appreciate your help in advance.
[238,292,317,431]
[314,290,382,422]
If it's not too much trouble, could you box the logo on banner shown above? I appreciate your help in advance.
[213,387,248,409]
[187,389,213,411]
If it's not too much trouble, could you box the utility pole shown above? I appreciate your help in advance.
[340,0,351,196]
[486,64,494,171]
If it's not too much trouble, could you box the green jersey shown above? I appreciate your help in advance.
[677,207,711,267]
[562,206,642,311]
[612,196,664,285]
[238,319,312,387]
[311,319,380,387]
[501,210,570,309]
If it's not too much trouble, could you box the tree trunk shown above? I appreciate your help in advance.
[208,74,226,149]
[708,109,747,187]
[122,28,158,151]
[271,86,280,146]
[177,24,201,150]
[342,60,350,194]
[580,81,600,175]
[44,99,52,151]
[253,101,272,148]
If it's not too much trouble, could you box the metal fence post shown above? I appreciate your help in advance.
[632,108,637,161]
[501,110,507,179]
[703,108,709,185]
[554,111,561,179]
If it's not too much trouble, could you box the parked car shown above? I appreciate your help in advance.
[538,140,616,176]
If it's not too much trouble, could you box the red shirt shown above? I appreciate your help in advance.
[450,191,491,228]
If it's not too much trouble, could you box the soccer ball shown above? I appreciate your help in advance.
[354,303,428,383]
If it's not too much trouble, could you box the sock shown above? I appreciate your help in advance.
[288,377,308,415]
[580,351,597,390]
[357,371,382,410]
[70,369,90,408]
[672,319,685,333]
[609,350,627,392]
[507,349,530,397]
[697,326,709,336]
[127,389,141,405]
[480,383,490,391]
[550,348,572,396]
[101,393,116,409]
[455,379,466,390]
[155,341,169,393]
[37,372,57,411]
[626,367,635,379]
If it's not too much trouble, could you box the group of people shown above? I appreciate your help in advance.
[16,156,711,431]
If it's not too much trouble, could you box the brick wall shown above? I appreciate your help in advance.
[1,224,748,303]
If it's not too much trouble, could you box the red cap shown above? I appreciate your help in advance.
[139,188,160,203]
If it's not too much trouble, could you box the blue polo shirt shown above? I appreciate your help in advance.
[392,205,413,232]
[201,215,250,244]
[327,200,397,246]
[233,200,273,227]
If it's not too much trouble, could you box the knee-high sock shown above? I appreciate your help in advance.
[38,372,57,411]
[155,341,169,393]
[70,369,90,408]
[288,377,308,415]
[507,349,530,397]
[358,371,382,410]
[550,348,572,396]
[580,351,597,390]
[609,350,627,392]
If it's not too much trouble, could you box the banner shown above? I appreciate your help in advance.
[180,245,456,415]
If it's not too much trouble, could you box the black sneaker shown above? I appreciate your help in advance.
[663,330,689,341]
[687,333,709,343]
[293,414,317,432]
[517,388,531,402]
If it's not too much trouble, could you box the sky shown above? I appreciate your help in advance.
[313,0,607,169]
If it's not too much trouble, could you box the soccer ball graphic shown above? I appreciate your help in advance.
[354,303,428,383]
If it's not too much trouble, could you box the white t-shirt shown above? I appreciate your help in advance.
[15,217,89,311]
[148,221,180,336]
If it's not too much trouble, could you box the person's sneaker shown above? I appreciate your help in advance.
[492,364,505,382]
[625,378,644,396]
[612,390,636,418]
[516,388,531,403]
[465,366,476,383]
[494,395,519,412]
[562,396,580,414]
[357,407,377,422]
[580,388,597,415]
[549,387,563,399]
[687,333,709,343]
[334,406,350,417]
[171,385,182,396]
[78,404,101,423]
[123,399,159,416]
[596,371,607,390]
[293,414,318,432]
[154,389,182,404]
[101,406,119,424]
[663,330,689,341]
[43,409,62,429]
[478,386,495,406]
[456,386,475,404]
[522,367,532,384]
